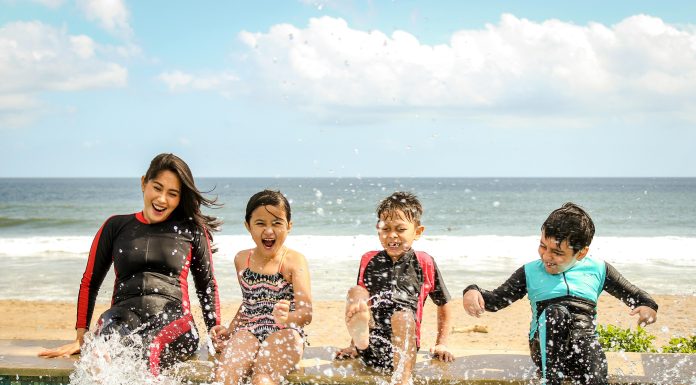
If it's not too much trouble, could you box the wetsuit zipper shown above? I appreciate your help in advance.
[145,237,150,264]
[562,272,570,296]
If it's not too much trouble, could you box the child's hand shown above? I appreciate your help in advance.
[462,290,486,317]
[273,299,291,325]
[429,344,455,362]
[334,344,358,360]
[630,306,657,327]
[209,325,230,352]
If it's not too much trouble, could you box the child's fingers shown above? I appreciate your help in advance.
[477,295,486,310]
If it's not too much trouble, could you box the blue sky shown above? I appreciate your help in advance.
[1,0,695,177]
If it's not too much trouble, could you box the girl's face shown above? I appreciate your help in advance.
[245,204,292,259]
[141,170,181,224]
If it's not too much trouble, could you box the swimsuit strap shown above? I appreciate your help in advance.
[277,247,289,274]
[246,250,253,269]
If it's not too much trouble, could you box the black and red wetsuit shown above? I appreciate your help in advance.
[356,249,450,370]
[76,211,220,375]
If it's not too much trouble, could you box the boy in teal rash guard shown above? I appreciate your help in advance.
[462,202,658,385]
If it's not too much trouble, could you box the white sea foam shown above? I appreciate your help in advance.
[2,234,695,266]
[2,234,695,299]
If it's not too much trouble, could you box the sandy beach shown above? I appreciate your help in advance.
[2,295,693,353]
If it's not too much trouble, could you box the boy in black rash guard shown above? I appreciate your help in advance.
[335,192,454,385]
[40,153,222,376]
[463,202,658,385]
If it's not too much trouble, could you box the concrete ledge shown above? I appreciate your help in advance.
[2,340,695,384]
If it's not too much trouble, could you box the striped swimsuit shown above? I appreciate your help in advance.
[237,250,298,342]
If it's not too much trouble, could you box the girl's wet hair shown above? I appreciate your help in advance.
[245,190,291,224]
[541,202,595,254]
[376,191,423,225]
[144,153,222,236]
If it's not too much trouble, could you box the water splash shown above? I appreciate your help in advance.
[69,332,182,385]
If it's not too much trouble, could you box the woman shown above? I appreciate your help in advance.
[39,153,222,376]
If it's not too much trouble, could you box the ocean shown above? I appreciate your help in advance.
[1,177,694,302]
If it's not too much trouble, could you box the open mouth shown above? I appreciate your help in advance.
[152,203,166,213]
[388,242,401,248]
[262,238,276,248]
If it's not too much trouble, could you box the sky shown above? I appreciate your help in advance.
[1,0,695,178]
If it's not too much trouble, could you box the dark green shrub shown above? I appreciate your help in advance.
[597,324,656,352]
[661,335,696,353]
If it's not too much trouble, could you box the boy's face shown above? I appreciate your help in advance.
[377,209,424,261]
[538,231,588,274]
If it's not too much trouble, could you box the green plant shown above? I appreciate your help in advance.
[597,324,656,352]
[661,335,696,353]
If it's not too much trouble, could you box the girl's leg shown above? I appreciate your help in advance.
[390,310,417,385]
[215,330,260,385]
[251,329,304,385]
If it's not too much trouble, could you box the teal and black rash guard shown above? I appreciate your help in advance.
[464,256,658,385]
[76,211,220,375]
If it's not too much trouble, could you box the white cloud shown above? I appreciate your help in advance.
[0,21,127,127]
[158,70,239,93]
[76,0,132,38]
[237,14,696,122]
[29,0,65,8]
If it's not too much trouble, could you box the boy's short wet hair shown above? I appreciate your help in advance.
[542,202,595,254]
[376,191,423,225]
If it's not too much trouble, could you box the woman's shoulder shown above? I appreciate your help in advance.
[101,213,138,227]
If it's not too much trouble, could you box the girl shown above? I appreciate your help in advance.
[212,190,312,385]
[39,153,222,376]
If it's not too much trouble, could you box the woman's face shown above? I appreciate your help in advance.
[141,170,181,224]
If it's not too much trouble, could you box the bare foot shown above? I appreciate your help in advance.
[346,300,370,350]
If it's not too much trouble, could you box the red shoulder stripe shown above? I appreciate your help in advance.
[76,216,113,329]
[413,251,436,346]
[357,251,380,288]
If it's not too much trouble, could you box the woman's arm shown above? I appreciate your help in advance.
[40,217,117,358]
[191,229,221,331]
[38,328,87,358]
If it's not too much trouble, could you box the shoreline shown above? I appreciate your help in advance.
[3,294,694,352]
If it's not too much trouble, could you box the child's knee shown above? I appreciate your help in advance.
[545,304,571,319]
[544,304,572,331]
[251,373,275,385]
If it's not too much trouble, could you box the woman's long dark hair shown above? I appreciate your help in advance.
[144,153,222,237]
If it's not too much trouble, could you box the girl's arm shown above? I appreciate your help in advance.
[275,250,313,328]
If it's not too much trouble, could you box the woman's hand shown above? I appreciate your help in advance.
[38,328,86,358]
[272,299,291,325]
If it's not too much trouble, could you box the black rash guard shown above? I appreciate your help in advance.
[358,250,450,345]
[76,211,220,374]
[464,261,658,385]
[464,262,658,326]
